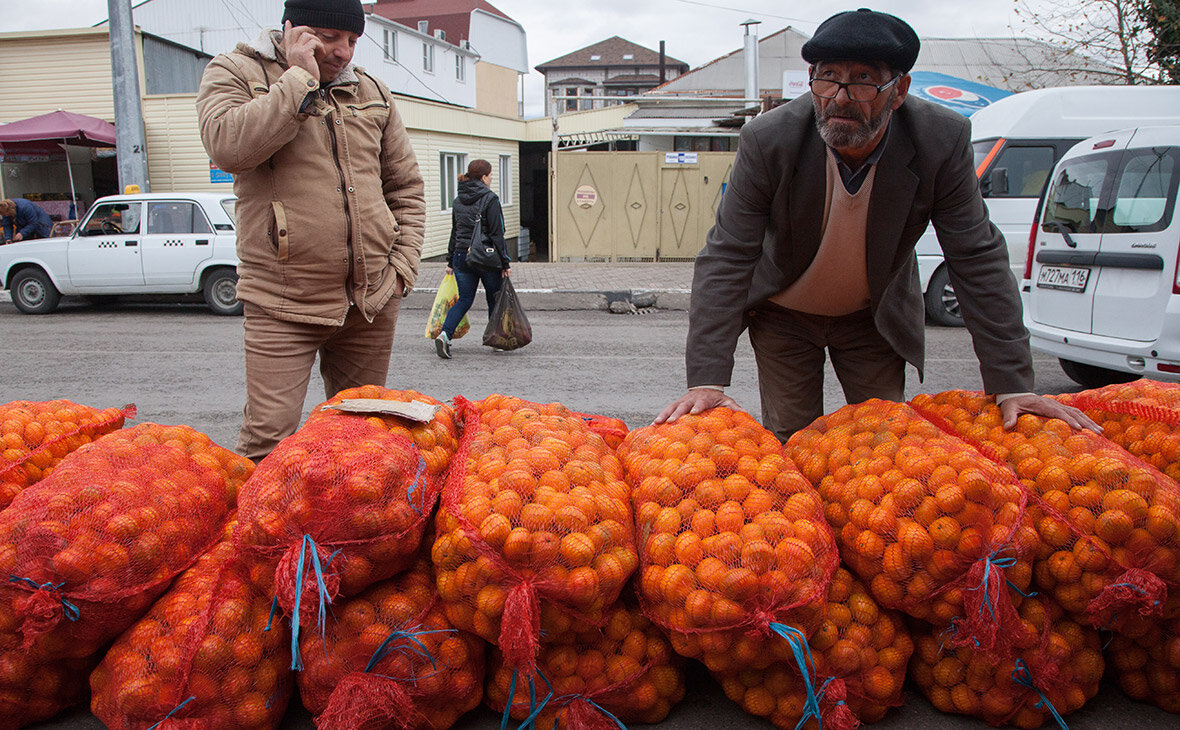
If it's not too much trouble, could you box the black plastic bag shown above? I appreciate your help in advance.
[483,278,532,351]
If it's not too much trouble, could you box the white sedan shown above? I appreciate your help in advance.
[0,192,241,315]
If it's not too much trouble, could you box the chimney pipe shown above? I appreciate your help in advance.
[659,40,666,84]
[741,19,761,105]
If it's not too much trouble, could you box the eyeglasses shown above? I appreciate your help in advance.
[809,75,900,102]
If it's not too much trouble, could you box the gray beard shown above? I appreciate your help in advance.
[812,90,895,149]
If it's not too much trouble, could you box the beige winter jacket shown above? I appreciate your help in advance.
[196,30,425,325]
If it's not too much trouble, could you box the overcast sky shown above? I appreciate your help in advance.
[6,0,1032,117]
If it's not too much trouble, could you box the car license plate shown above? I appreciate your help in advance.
[1037,265,1091,293]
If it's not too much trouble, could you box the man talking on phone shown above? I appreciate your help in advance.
[196,0,426,462]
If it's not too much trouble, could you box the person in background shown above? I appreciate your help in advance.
[656,8,1096,440]
[196,0,425,461]
[434,159,511,359]
[0,198,53,243]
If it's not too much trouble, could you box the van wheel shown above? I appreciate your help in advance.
[1059,359,1141,389]
[203,268,243,316]
[924,266,964,327]
[10,268,61,314]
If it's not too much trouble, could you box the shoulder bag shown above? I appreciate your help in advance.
[464,194,501,271]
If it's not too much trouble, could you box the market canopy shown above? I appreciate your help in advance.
[0,110,116,146]
[907,72,1012,117]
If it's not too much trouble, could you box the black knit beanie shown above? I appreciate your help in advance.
[283,0,366,36]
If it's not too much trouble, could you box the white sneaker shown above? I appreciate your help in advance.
[434,331,452,359]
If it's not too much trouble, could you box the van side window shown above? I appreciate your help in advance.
[990,145,1056,198]
[1042,157,1108,233]
[1109,148,1178,233]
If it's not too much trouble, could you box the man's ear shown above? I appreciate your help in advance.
[891,73,911,110]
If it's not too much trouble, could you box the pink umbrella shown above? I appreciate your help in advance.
[0,110,117,218]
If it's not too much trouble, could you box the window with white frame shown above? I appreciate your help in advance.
[456,54,465,82]
[423,42,434,73]
[564,87,578,112]
[382,29,396,62]
[440,152,466,210]
[498,155,513,205]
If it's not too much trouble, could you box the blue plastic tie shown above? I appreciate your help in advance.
[264,596,279,632]
[8,576,80,622]
[499,669,518,730]
[363,625,452,674]
[288,534,334,671]
[1105,582,1161,607]
[1011,659,1068,730]
[148,695,195,730]
[974,552,1017,622]
[517,672,554,730]
[577,699,627,730]
[407,455,427,512]
[768,623,823,730]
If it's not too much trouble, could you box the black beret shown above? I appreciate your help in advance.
[801,8,920,73]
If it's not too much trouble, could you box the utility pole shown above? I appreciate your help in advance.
[108,0,150,192]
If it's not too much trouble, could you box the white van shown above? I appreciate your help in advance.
[1024,125,1180,387]
[917,85,1180,325]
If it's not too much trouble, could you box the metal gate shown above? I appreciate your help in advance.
[550,151,735,262]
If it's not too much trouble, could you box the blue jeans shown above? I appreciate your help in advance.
[441,250,503,338]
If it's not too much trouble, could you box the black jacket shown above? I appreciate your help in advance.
[447,179,509,269]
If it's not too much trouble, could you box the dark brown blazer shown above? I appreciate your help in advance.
[686,94,1034,394]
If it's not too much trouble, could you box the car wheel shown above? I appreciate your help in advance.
[9,268,61,315]
[924,266,964,327]
[1059,359,1142,389]
[203,268,243,316]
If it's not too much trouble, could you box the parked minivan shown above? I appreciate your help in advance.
[1024,125,1180,387]
[918,85,1180,325]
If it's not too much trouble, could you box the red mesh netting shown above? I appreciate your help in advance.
[1056,380,1180,483]
[432,395,638,676]
[90,530,292,729]
[910,593,1104,728]
[785,399,1036,661]
[0,423,249,661]
[233,417,440,668]
[714,568,912,730]
[0,400,134,511]
[913,390,1180,630]
[306,386,460,483]
[485,600,685,729]
[0,643,95,729]
[1106,593,1180,714]
[619,408,838,673]
[297,557,485,730]
[570,412,630,450]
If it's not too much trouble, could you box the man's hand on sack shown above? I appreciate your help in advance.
[655,388,741,425]
[999,393,1102,432]
[283,21,324,81]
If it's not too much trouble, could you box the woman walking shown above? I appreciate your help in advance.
[435,159,510,359]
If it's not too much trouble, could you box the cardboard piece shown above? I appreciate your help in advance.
[321,399,441,423]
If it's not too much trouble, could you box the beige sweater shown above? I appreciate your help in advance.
[770,149,874,315]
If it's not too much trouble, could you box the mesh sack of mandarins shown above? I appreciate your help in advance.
[233,416,439,670]
[297,556,485,730]
[912,390,1180,630]
[485,599,685,729]
[0,422,250,661]
[1106,594,1180,714]
[431,394,638,677]
[571,412,631,450]
[0,400,134,510]
[618,408,838,674]
[306,386,460,484]
[1056,380,1180,483]
[713,568,913,730]
[0,643,97,728]
[910,593,1104,728]
[90,531,293,730]
[786,399,1038,660]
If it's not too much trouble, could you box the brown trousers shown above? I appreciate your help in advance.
[746,303,906,442]
[238,297,400,462]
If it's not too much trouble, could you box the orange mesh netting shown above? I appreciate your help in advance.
[0,400,134,510]
[713,568,913,730]
[233,417,440,670]
[432,395,638,676]
[0,423,249,660]
[911,594,1104,728]
[619,408,838,673]
[297,557,485,730]
[1057,380,1180,482]
[1106,593,1180,714]
[913,390,1180,630]
[90,531,292,729]
[485,601,685,729]
[786,399,1037,660]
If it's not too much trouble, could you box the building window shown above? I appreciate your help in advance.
[456,54,465,82]
[382,29,396,61]
[564,87,578,112]
[673,136,733,152]
[498,155,513,205]
[622,53,634,60]
[440,152,466,210]
[423,42,434,73]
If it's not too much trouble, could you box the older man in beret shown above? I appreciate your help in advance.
[657,8,1096,439]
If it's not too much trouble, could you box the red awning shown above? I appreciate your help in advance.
[0,110,117,147]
